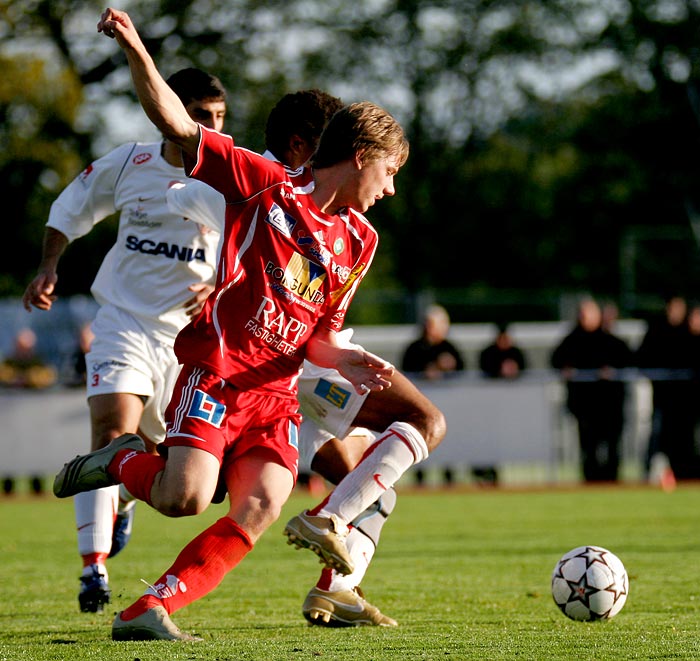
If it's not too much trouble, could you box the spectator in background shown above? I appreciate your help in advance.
[635,294,695,481]
[685,301,700,478]
[0,327,57,494]
[401,304,465,380]
[0,327,57,390]
[63,322,95,388]
[600,300,620,334]
[479,322,527,379]
[551,297,632,483]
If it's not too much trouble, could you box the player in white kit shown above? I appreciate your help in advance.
[167,90,446,627]
[22,68,227,613]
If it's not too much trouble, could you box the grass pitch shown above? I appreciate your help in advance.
[1,483,699,660]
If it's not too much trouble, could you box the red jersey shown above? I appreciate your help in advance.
[176,127,378,397]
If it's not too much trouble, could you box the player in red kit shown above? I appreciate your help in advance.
[52,7,431,642]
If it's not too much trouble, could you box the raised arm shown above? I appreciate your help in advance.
[97,8,200,155]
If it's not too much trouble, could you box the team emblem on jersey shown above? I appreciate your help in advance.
[133,152,153,165]
[333,238,344,255]
[313,378,351,410]
[265,203,296,238]
[79,164,94,183]
[187,389,226,428]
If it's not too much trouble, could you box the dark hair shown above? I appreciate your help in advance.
[165,68,227,106]
[312,101,409,170]
[265,89,343,158]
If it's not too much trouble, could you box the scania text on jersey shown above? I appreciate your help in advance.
[125,235,207,262]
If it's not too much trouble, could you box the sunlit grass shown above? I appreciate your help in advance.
[1,484,699,660]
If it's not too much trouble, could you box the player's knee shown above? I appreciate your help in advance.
[153,490,210,517]
[414,405,446,451]
[427,407,447,450]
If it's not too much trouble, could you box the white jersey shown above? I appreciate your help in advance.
[48,141,220,344]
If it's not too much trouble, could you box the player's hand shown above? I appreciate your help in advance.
[339,349,394,395]
[97,7,138,47]
[183,282,214,317]
[22,272,58,312]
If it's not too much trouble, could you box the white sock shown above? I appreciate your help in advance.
[327,528,375,592]
[117,483,136,514]
[74,485,118,556]
[321,422,428,524]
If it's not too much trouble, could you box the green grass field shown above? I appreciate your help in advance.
[1,483,699,660]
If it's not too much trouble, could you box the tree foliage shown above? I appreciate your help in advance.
[3,0,700,321]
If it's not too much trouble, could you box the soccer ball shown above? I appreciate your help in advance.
[551,545,629,621]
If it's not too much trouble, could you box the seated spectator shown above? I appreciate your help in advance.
[401,304,465,380]
[479,322,527,379]
[0,327,57,389]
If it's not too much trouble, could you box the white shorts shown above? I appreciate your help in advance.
[296,329,370,472]
[86,304,181,443]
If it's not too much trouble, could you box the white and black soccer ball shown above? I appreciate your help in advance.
[551,545,629,621]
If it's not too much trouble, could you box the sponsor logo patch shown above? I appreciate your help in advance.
[265,253,326,304]
[265,203,296,237]
[187,389,226,427]
[313,378,351,410]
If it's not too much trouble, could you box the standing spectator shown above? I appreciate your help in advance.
[23,67,227,613]
[479,322,527,379]
[551,297,632,482]
[635,294,696,480]
[684,302,700,479]
[401,304,465,379]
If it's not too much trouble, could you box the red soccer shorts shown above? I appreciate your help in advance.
[163,365,300,478]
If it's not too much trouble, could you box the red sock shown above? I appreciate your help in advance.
[108,450,164,506]
[316,567,333,590]
[121,517,253,618]
[82,552,108,568]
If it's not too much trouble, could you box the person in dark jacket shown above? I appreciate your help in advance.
[551,297,632,482]
[401,304,465,380]
[636,295,697,480]
[479,322,527,379]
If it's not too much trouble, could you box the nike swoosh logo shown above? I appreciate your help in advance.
[77,522,95,531]
[373,474,387,490]
[138,196,152,202]
[323,596,365,613]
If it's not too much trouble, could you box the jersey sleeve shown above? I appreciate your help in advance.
[46,143,136,242]
[166,180,226,232]
[183,126,279,203]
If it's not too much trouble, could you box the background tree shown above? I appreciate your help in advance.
[3,0,700,323]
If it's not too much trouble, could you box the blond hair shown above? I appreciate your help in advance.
[312,101,409,169]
